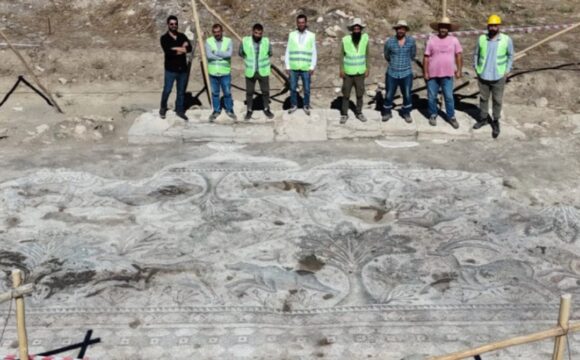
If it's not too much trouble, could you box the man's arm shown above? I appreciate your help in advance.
[365,39,370,77]
[472,40,480,70]
[310,35,317,72]
[384,39,390,62]
[339,42,345,78]
[423,55,430,80]
[239,42,245,58]
[215,40,233,59]
[505,37,515,76]
[161,36,174,55]
[285,35,291,70]
[455,52,463,78]
[206,41,221,60]
[410,38,416,60]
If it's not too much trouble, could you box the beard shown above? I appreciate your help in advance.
[352,32,362,44]
[488,30,498,37]
[253,35,262,42]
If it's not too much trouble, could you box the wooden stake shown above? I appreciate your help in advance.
[442,0,447,17]
[515,22,580,61]
[0,284,34,305]
[191,0,213,109]
[11,270,29,360]
[0,29,64,113]
[552,294,572,360]
[197,0,287,85]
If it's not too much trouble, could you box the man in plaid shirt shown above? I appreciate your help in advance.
[382,20,416,123]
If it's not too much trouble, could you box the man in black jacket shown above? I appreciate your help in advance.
[160,15,192,121]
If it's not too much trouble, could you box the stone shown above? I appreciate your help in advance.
[93,131,103,140]
[535,97,549,108]
[333,24,342,33]
[35,124,49,134]
[325,27,337,37]
[375,140,419,148]
[381,110,419,138]
[327,109,382,139]
[12,107,23,112]
[74,125,87,136]
[58,77,68,85]
[416,111,472,140]
[128,111,176,144]
[317,16,324,23]
[472,119,527,140]
[275,110,327,142]
[335,10,348,18]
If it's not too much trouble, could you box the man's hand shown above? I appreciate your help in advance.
[423,72,429,81]
[339,70,345,79]
[309,69,315,76]
[365,69,369,78]
[285,69,290,76]
[455,70,462,79]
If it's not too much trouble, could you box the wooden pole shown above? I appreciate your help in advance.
[11,270,29,360]
[0,284,34,305]
[515,22,580,61]
[0,29,64,113]
[197,0,287,85]
[442,0,447,17]
[191,0,213,109]
[552,294,572,360]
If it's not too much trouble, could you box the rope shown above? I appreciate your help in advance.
[0,297,13,345]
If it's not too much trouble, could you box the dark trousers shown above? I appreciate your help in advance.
[478,77,506,121]
[160,70,188,114]
[383,73,413,116]
[341,74,365,116]
[245,75,270,111]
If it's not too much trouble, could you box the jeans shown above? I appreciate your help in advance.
[245,75,270,111]
[210,74,234,113]
[427,77,455,119]
[383,73,413,116]
[289,70,311,107]
[478,77,506,121]
[160,70,188,114]
[341,74,365,116]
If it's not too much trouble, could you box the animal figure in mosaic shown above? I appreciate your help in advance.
[225,262,339,295]
[429,239,554,301]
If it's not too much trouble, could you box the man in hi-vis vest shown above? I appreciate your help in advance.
[472,14,514,138]
[285,14,317,116]
[340,18,370,124]
[206,23,236,122]
[239,23,275,121]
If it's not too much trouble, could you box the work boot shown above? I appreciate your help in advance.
[449,117,459,129]
[402,113,413,123]
[473,116,490,130]
[159,108,167,119]
[288,106,298,114]
[208,112,220,122]
[340,115,348,124]
[304,105,311,116]
[491,120,501,138]
[226,111,237,121]
[429,115,437,126]
[356,113,367,122]
[381,113,392,122]
[264,109,275,119]
[244,111,252,121]
[176,112,189,122]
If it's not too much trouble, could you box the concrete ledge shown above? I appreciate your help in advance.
[128,108,528,144]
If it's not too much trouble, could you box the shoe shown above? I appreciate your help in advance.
[304,106,311,116]
[159,108,167,119]
[449,117,459,129]
[208,112,220,122]
[356,113,367,122]
[226,111,237,121]
[244,111,252,121]
[491,120,500,138]
[176,112,189,121]
[288,106,298,114]
[264,109,275,119]
[340,115,348,124]
[473,116,490,130]
[402,114,413,123]
[429,115,437,126]
[381,113,392,122]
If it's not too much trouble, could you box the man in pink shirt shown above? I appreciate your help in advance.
[423,17,463,128]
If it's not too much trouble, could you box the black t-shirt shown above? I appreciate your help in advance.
[160,32,192,73]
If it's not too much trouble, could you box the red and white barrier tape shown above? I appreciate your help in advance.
[269,22,579,44]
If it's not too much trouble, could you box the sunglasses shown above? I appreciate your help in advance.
[169,22,178,26]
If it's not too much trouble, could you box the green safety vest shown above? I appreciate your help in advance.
[242,36,271,78]
[342,33,369,75]
[476,33,510,76]
[207,36,232,76]
[287,31,315,71]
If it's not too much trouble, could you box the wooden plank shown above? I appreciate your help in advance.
[11,270,29,360]
[515,22,580,61]
[552,294,572,360]
[191,0,213,109]
[0,284,34,304]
